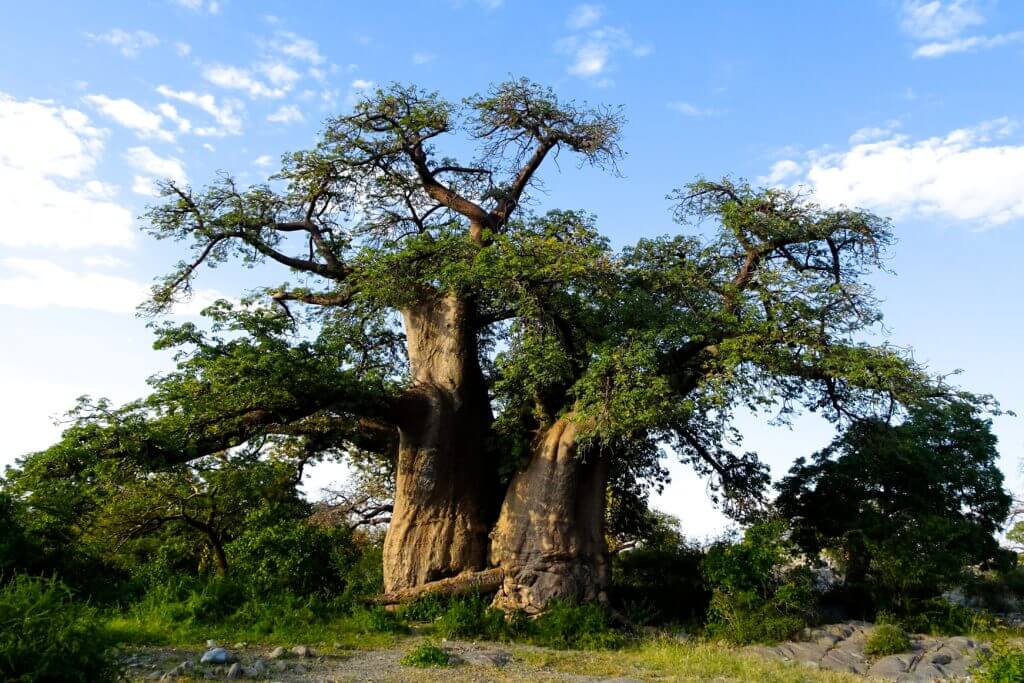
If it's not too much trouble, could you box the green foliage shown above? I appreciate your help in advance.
[611,511,710,625]
[776,401,1011,611]
[897,598,1000,636]
[434,595,508,641]
[531,601,625,650]
[703,521,816,644]
[974,642,1024,683]
[0,576,120,683]
[863,624,910,656]
[400,641,451,668]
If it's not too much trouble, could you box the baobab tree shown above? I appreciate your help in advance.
[27,78,951,612]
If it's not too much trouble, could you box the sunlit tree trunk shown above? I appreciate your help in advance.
[382,294,498,592]
[489,417,610,613]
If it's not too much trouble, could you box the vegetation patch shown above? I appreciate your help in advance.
[864,624,911,656]
[400,641,451,668]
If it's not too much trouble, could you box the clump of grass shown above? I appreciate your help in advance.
[400,641,451,668]
[864,624,910,656]
[973,641,1024,682]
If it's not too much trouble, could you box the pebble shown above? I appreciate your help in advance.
[268,646,288,659]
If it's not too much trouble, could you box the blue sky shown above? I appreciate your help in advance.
[2,0,1023,538]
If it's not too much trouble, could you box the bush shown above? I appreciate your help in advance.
[435,595,507,640]
[611,539,709,625]
[702,521,816,644]
[974,642,1024,683]
[0,575,121,682]
[531,601,624,649]
[864,624,910,656]
[348,606,409,634]
[896,598,999,636]
[400,641,451,668]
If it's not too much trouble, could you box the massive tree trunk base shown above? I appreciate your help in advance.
[376,568,504,605]
[489,417,610,614]
[382,295,497,593]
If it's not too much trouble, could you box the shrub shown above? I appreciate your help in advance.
[531,601,624,649]
[435,595,507,640]
[0,575,120,682]
[897,598,999,636]
[974,642,1024,683]
[611,538,709,625]
[400,641,451,667]
[702,521,816,644]
[864,624,910,656]
[348,606,409,634]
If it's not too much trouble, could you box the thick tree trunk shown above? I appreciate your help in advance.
[489,417,610,613]
[382,294,498,592]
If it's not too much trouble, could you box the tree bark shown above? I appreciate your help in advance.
[382,294,498,592]
[489,417,610,613]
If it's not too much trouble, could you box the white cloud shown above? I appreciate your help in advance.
[83,94,175,142]
[668,101,724,117]
[254,155,273,167]
[758,159,803,186]
[156,85,243,135]
[157,103,192,133]
[274,31,325,65]
[0,93,135,249]
[411,51,435,65]
[901,0,983,40]
[567,4,602,29]
[172,0,220,14]
[767,119,1024,226]
[174,41,192,57]
[0,258,222,314]
[267,104,304,124]
[83,254,128,268]
[914,30,1024,57]
[86,29,160,58]
[351,79,374,90]
[900,0,1023,58]
[557,19,651,82]
[124,146,187,196]
[203,64,286,98]
[258,61,301,88]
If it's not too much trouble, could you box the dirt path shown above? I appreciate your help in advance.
[121,640,639,682]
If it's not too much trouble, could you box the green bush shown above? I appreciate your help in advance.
[348,606,409,634]
[864,624,910,656]
[531,601,624,649]
[897,598,999,636]
[702,521,816,644]
[611,539,709,625]
[400,641,451,667]
[0,575,120,682]
[435,595,507,640]
[974,642,1024,683]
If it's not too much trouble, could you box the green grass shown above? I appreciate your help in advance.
[400,641,451,668]
[864,624,911,656]
[513,638,863,682]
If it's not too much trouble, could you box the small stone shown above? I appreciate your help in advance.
[226,662,242,680]
[290,644,315,658]
[931,652,953,665]
[206,639,218,648]
[200,647,231,664]
[273,660,289,672]
[233,642,247,650]
[268,646,287,659]
[293,664,307,674]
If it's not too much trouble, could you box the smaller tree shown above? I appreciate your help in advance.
[775,400,1012,611]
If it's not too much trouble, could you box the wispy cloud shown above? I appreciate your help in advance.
[83,94,176,142]
[171,0,221,15]
[86,29,159,58]
[557,6,651,85]
[156,85,243,136]
[124,146,187,196]
[267,104,304,124]
[411,51,435,65]
[900,0,1023,58]
[668,101,725,118]
[203,64,287,98]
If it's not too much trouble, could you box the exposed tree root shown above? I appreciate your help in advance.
[376,568,504,605]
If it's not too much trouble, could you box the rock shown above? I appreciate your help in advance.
[904,662,946,681]
[866,653,914,677]
[290,644,315,658]
[931,652,952,665]
[293,664,307,674]
[232,642,247,649]
[273,660,289,672]
[943,636,975,656]
[462,648,512,667]
[225,662,242,680]
[206,639,218,648]
[268,646,287,660]
[200,647,232,664]
[249,658,267,674]
[776,640,832,663]
[819,648,868,675]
